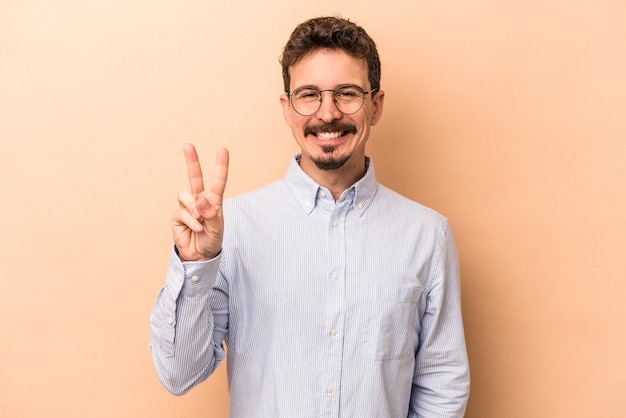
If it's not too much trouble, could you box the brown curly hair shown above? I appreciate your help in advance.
[280,16,381,95]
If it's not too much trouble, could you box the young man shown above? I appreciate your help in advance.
[150,16,470,417]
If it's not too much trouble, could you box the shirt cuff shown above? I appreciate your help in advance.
[167,246,221,297]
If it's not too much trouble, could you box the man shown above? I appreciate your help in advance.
[150,16,470,417]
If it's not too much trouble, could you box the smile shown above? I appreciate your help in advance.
[315,131,344,140]
[305,122,357,139]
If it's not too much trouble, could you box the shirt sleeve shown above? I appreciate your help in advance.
[149,247,229,395]
[409,223,470,417]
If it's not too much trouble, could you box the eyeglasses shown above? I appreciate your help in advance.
[286,85,378,116]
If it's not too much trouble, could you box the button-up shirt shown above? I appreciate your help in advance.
[150,155,470,417]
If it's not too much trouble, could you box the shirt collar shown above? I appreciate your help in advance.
[285,154,378,217]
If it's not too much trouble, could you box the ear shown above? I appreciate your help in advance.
[370,90,385,126]
[280,94,293,127]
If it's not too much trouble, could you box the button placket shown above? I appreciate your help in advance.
[320,200,350,415]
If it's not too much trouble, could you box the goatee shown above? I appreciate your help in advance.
[311,145,351,170]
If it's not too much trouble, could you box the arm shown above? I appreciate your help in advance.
[409,223,470,417]
[149,144,230,395]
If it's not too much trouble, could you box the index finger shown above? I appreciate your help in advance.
[183,143,205,195]
[209,147,229,198]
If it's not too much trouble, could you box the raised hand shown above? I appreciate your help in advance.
[172,144,229,261]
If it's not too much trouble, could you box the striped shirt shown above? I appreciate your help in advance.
[150,155,469,417]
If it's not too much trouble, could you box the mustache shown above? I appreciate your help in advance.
[304,122,357,136]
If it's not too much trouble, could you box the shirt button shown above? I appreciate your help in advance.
[331,220,338,227]
[331,272,339,280]
[177,273,183,282]
[326,386,334,394]
[304,201,311,208]
[330,328,338,336]
[357,203,363,209]
[191,275,199,282]
[320,191,327,197]
[166,317,174,325]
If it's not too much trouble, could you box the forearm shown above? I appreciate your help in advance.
[149,248,228,395]
[410,348,469,418]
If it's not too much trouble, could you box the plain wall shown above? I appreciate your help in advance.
[1,1,625,417]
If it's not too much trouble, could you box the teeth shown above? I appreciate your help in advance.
[316,131,342,140]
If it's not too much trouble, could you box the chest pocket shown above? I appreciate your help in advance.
[363,284,423,361]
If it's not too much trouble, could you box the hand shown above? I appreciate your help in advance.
[172,144,229,261]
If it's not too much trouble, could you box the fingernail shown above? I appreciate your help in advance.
[192,207,200,218]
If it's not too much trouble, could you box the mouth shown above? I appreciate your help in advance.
[304,123,357,141]
[314,131,345,140]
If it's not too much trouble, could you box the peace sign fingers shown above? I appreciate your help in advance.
[174,144,229,261]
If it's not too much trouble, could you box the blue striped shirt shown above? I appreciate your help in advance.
[150,155,470,417]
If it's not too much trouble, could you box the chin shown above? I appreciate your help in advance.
[312,153,351,171]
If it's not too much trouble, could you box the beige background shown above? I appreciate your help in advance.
[1,1,625,417]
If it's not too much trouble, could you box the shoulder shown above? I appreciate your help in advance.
[224,179,289,208]
[222,180,294,226]
[374,184,449,227]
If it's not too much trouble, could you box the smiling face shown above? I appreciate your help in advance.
[280,48,384,185]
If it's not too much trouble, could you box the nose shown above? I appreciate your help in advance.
[315,90,343,122]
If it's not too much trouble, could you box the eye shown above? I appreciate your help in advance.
[335,88,360,100]
[294,89,320,101]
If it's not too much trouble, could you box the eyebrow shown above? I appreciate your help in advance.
[291,83,365,92]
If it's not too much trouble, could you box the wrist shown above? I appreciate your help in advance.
[174,246,219,262]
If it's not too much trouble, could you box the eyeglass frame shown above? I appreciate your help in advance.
[285,85,379,116]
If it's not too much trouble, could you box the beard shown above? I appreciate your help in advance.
[311,145,351,170]
[304,121,356,171]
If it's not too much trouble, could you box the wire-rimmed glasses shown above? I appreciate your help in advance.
[286,85,378,116]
